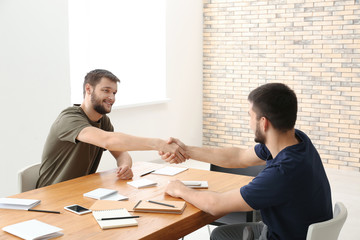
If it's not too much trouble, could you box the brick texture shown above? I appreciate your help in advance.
[203,0,360,171]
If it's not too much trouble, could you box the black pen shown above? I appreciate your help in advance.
[140,170,155,177]
[100,216,140,221]
[147,200,175,208]
[28,209,61,214]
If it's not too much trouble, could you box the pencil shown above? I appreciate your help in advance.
[147,200,175,208]
[100,216,140,220]
[140,170,155,177]
[28,209,61,214]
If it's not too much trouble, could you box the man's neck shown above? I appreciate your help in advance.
[80,102,103,122]
[265,128,299,158]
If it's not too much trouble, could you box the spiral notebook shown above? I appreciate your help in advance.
[92,208,138,229]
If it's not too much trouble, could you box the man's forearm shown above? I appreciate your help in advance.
[186,146,246,168]
[115,151,132,167]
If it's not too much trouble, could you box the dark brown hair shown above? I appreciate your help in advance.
[83,69,120,97]
[248,83,297,132]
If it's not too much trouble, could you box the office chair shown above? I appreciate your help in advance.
[17,163,41,193]
[306,202,347,240]
[207,164,265,234]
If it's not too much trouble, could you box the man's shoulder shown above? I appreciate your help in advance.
[58,105,85,118]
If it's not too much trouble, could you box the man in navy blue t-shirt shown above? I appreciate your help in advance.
[162,83,333,240]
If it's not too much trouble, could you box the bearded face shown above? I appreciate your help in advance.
[91,91,111,115]
[254,119,266,144]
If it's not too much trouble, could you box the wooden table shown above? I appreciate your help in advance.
[0,162,253,240]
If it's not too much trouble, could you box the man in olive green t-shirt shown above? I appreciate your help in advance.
[36,69,187,188]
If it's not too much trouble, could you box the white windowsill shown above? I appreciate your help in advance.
[112,97,171,110]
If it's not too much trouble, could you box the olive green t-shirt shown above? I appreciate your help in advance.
[36,105,114,188]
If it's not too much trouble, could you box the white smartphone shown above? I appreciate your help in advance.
[64,204,92,215]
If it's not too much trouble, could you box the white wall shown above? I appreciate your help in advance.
[0,0,203,197]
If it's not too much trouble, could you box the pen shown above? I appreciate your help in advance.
[100,216,140,220]
[147,200,175,208]
[28,209,61,214]
[133,200,142,209]
[140,170,155,177]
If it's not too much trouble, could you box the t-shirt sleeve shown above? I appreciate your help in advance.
[53,112,91,144]
[240,144,291,210]
[254,143,272,160]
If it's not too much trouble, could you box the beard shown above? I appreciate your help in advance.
[91,92,111,115]
[254,121,266,144]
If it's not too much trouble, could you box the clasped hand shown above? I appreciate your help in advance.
[159,138,189,164]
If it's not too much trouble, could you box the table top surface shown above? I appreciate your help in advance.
[0,162,253,240]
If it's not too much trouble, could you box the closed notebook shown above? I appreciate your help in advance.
[133,200,186,214]
[152,166,188,176]
[182,181,208,189]
[127,179,157,188]
[92,208,138,229]
[2,219,63,240]
[90,200,136,212]
[0,198,40,210]
[83,188,128,201]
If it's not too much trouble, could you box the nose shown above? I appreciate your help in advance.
[107,94,115,102]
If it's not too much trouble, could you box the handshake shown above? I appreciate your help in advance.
[159,138,189,164]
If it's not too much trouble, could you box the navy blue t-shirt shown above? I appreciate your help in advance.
[240,129,332,240]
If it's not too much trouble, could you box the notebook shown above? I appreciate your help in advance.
[2,219,63,240]
[92,208,138,229]
[90,200,136,212]
[0,198,40,210]
[83,188,128,201]
[152,166,188,176]
[181,181,209,189]
[133,200,186,214]
[127,179,157,188]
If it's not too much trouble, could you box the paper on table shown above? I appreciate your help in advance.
[133,200,186,214]
[181,181,208,189]
[0,198,40,210]
[92,208,138,229]
[127,179,157,188]
[2,219,63,240]
[90,200,137,212]
[83,188,128,201]
[152,166,188,176]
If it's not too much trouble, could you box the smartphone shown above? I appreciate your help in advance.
[64,204,92,215]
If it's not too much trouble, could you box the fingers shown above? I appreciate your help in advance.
[161,137,190,164]
[116,166,133,180]
[165,180,186,198]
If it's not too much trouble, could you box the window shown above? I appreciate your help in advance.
[68,0,167,108]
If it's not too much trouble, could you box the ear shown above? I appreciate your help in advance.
[262,117,270,131]
[84,83,93,95]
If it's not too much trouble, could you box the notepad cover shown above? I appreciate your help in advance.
[127,179,157,188]
[2,219,63,240]
[83,188,128,201]
[0,198,41,210]
[134,200,186,214]
[152,166,188,176]
[92,208,138,229]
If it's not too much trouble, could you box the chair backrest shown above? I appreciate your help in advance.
[306,202,348,240]
[17,163,41,193]
[210,164,265,177]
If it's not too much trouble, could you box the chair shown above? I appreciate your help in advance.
[208,164,265,232]
[17,163,41,193]
[306,202,347,240]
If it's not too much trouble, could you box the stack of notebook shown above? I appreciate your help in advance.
[133,200,186,214]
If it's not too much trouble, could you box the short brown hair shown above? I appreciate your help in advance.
[83,69,120,97]
[248,83,297,132]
